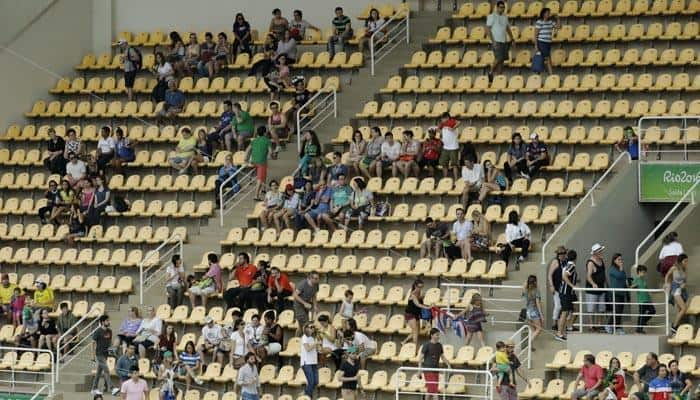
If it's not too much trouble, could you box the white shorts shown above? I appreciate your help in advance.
[190,286,216,296]
[265,343,282,355]
[585,293,606,313]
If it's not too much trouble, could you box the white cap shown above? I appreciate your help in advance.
[204,316,214,324]
[530,133,538,140]
[590,243,605,254]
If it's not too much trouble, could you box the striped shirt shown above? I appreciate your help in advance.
[179,352,200,367]
[559,261,578,295]
[332,15,351,33]
[535,19,556,42]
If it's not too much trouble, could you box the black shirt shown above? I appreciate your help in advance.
[340,360,360,390]
[559,261,578,296]
[39,319,58,335]
[501,354,522,386]
[636,364,659,385]
[426,223,449,239]
[92,326,112,357]
[421,342,444,368]
[45,189,60,207]
[550,258,565,293]
[47,137,65,153]
[585,258,606,295]
[293,89,312,107]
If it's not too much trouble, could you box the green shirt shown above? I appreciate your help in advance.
[176,136,197,157]
[633,276,650,303]
[233,111,254,133]
[304,142,319,157]
[332,15,351,33]
[250,136,271,165]
[331,185,352,208]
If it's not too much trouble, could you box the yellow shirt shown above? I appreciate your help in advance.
[34,288,54,308]
[495,350,509,366]
[0,284,17,304]
[176,136,197,158]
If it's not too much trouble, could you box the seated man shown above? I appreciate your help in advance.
[223,253,258,310]
[206,100,234,152]
[267,267,294,313]
[525,133,549,178]
[322,151,348,185]
[303,182,333,233]
[198,317,228,365]
[231,102,254,151]
[374,132,401,178]
[157,79,185,125]
[64,152,87,188]
[169,127,197,173]
[420,218,450,259]
[460,158,484,207]
[418,127,442,177]
[214,154,239,208]
[452,207,473,262]
[327,7,352,57]
[323,174,352,231]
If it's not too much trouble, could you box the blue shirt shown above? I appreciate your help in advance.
[627,137,639,160]
[165,90,185,107]
[608,267,627,289]
[327,164,349,182]
[179,352,200,367]
[218,164,238,180]
[219,111,234,130]
[526,141,548,160]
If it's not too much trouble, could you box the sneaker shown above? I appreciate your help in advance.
[517,255,525,262]
[519,172,531,179]
[616,329,626,335]
[554,335,567,342]
[551,324,558,331]
[194,378,203,385]
[111,388,120,396]
[91,390,102,396]
[604,325,614,334]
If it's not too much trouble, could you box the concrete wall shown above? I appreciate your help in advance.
[0,0,94,126]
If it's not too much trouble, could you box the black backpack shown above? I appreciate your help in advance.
[113,196,129,213]
[129,47,143,71]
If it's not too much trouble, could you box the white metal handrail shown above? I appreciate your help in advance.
[635,178,699,268]
[55,308,102,382]
[139,232,184,304]
[396,366,493,400]
[442,283,528,325]
[484,325,533,371]
[218,165,257,226]
[30,384,50,400]
[637,115,700,160]
[296,87,338,152]
[0,346,55,395]
[541,151,632,264]
[570,287,669,335]
[370,7,410,75]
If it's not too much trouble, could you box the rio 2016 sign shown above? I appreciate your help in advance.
[639,163,700,202]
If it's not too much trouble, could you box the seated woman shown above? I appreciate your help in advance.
[267,101,286,157]
[343,177,374,230]
[304,183,333,233]
[64,203,86,244]
[394,130,421,178]
[191,128,213,174]
[273,184,300,230]
[478,159,508,203]
[133,306,163,359]
[115,307,142,354]
[358,8,388,53]
[112,127,135,173]
[49,179,75,225]
[169,127,197,174]
[259,180,282,229]
[500,210,531,267]
[470,210,491,253]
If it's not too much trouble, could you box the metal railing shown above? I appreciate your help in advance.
[637,115,700,161]
[30,384,50,400]
[370,6,411,75]
[443,283,529,326]
[0,346,55,395]
[139,232,184,304]
[635,178,699,267]
[485,324,532,371]
[571,287,669,335]
[55,307,102,382]
[296,87,338,152]
[396,366,493,400]
[218,165,257,227]
[541,151,632,264]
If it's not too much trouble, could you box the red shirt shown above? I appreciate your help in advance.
[438,118,458,130]
[581,364,603,390]
[267,273,293,292]
[234,264,257,287]
[422,138,442,160]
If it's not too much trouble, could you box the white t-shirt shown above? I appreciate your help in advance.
[97,137,116,154]
[381,141,401,161]
[137,317,163,342]
[659,242,684,260]
[486,12,509,43]
[230,330,247,356]
[353,331,375,349]
[461,164,484,186]
[165,264,184,288]
[452,219,473,241]
[202,324,223,345]
[441,128,459,150]
[244,323,264,346]
[66,160,86,181]
[300,334,318,366]
[157,62,174,80]
[505,222,531,243]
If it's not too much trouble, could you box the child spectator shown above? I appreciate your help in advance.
[10,288,26,327]
[338,290,355,330]
[437,113,460,180]
[494,341,515,392]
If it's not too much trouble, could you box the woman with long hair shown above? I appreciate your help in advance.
[478,159,508,202]
[358,8,387,53]
[607,253,628,334]
[402,279,431,345]
[470,210,491,252]
[232,13,252,59]
[178,340,203,391]
[168,31,186,76]
[151,51,173,102]
[664,254,689,333]
[359,127,383,179]
[299,130,322,178]
[158,324,178,362]
[458,293,487,348]
[504,132,528,181]
[348,130,367,176]
[598,357,625,400]
[501,210,531,266]
[522,275,543,348]
[344,177,375,230]
[115,307,141,354]
[184,33,200,74]
[266,101,285,157]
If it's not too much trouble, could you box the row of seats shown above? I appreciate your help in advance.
[667,321,700,346]
[519,379,636,400]
[0,352,53,372]
[51,75,339,96]
[373,202,558,224]
[546,349,688,372]
[451,0,700,19]
[0,223,186,244]
[76,51,362,72]
[429,22,699,45]
[0,246,155,267]
[355,99,700,119]
[108,173,217,192]
[381,72,700,95]
[126,150,246,168]
[404,48,698,69]
[25,99,295,119]
[28,273,132,295]
[2,123,224,143]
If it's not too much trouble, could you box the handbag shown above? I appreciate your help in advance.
[518,308,527,322]
[531,51,545,73]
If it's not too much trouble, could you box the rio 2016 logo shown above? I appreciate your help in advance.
[662,170,700,184]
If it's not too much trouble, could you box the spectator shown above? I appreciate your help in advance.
[350,328,376,369]
[358,8,387,53]
[165,255,185,309]
[328,7,352,58]
[548,246,568,330]
[585,243,607,332]
[229,319,248,367]
[300,323,319,398]
[501,210,531,266]
[303,182,333,232]
[452,207,473,262]
[157,80,186,126]
[299,129,322,179]
[116,306,142,355]
[265,55,291,102]
[359,126,384,179]
[223,252,257,310]
[49,179,74,224]
[259,180,282,229]
[192,128,212,173]
[402,279,430,345]
[296,179,316,228]
[533,8,559,75]
[9,288,25,327]
[525,133,549,178]
[327,174,353,230]
[198,32,216,78]
[478,159,508,203]
[600,357,626,400]
[344,177,374,230]
[133,306,162,359]
[293,272,320,336]
[339,347,361,400]
[267,267,293,313]
[615,126,644,161]
[290,10,320,41]
[44,128,66,175]
[169,127,196,174]
[158,324,177,360]
[117,40,140,101]
[556,249,578,342]
[572,354,604,400]
[236,352,261,400]
[65,151,86,188]
[459,293,487,348]
[15,307,38,347]
[38,180,60,224]
[85,153,100,180]
[151,52,173,102]
[322,151,348,186]
[503,341,528,400]
[437,112,460,180]
[199,316,226,364]
[420,218,450,259]
[286,78,311,135]
[648,364,673,400]
[504,132,528,181]
[631,265,654,333]
[116,344,138,383]
[65,202,86,244]
[80,178,96,213]
[418,127,442,176]
[91,315,119,396]
[419,328,451,400]
[248,127,273,201]
[178,341,203,390]
[348,130,367,176]
[215,154,240,209]
[395,130,421,178]
[606,253,628,334]
[658,232,683,276]
[232,102,254,150]
[232,13,252,59]
[214,32,230,74]
[112,128,135,173]
[206,100,234,152]
[486,1,515,82]
[37,309,58,352]
[267,102,285,155]
[522,275,543,348]
[276,30,297,64]
[667,359,692,400]
[245,314,265,357]
[168,31,186,76]
[460,158,484,206]
[374,132,401,178]
[63,128,82,161]
[634,353,660,392]
[316,314,340,367]
[121,366,148,400]
[273,184,300,230]
[189,253,223,309]
[248,261,271,312]
[337,290,356,329]
[56,301,76,352]
[184,33,200,74]
[269,8,289,42]
[32,280,54,317]
[665,254,688,333]
[93,175,110,215]
[256,311,283,362]
[470,209,491,252]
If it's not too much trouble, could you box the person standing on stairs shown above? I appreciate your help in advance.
[486,1,515,83]
[91,314,120,396]
[547,246,568,331]
[556,250,579,342]
[585,243,608,332]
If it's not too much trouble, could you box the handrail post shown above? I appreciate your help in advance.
[139,232,182,305]
[219,165,250,227]
[611,289,617,332]
[665,290,670,336]
[296,88,337,153]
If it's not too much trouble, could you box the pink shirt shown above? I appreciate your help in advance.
[121,378,148,400]
[205,263,223,292]
[581,364,603,389]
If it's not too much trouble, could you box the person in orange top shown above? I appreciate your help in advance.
[267,267,294,313]
[223,253,257,310]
